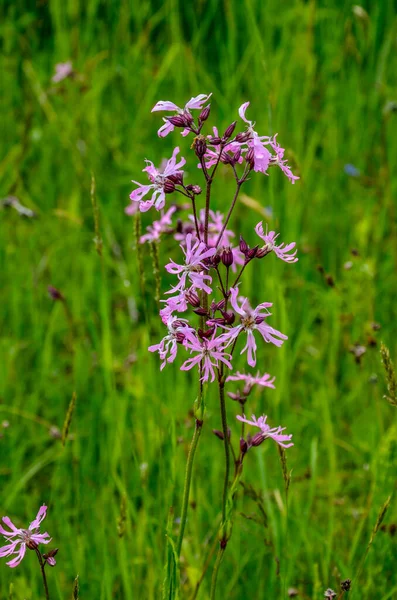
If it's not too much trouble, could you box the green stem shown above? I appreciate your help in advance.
[210,546,225,600]
[176,418,203,557]
[219,376,230,523]
[35,549,50,600]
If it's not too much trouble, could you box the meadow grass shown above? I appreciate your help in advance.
[1,1,397,598]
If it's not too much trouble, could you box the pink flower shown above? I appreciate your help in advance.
[237,414,293,448]
[148,316,194,370]
[139,206,177,243]
[269,135,299,184]
[226,371,276,393]
[52,61,73,83]
[255,222,298,263]
[219,287,287,367]
[181,332,232,382]
[0,505,51,568]
[128,147,185,213]
[152,94,212,137]
[165,233,216,294]
[238,102,272,173]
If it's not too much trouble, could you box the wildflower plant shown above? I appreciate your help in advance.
[0,505,57,599]
[127,94,299,598]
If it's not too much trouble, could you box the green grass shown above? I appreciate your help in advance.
[1,0,397,598]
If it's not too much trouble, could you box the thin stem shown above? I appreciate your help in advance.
[190,194,201,241]
[35,549,50,600]
[218,372,230,524]
[176,418,203,557]
[232,261,249,288]
[210,546,225,600]
[215,182,242,248]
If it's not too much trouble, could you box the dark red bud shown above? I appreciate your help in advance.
[245,147,255,168]
[220,151,234,164]
[27,540,39,550]
[251,432,265,447]
[186,290,200,307]
[198,327,215,339]
[193,307,209,316]
[235,131,252,143]
[175,332,186,343]
[223,121,237,139]
[167,115,186,127]
[208,136,222,145]
[247,245,259,259]
[167,172,184,185]
[194,136,207,158]
[240,438,249,454]
[163,180,176,194]
[210,253,221,267]
[256,247,271,259]
[190,185,202,195]
[211,298,226,311]
[213,429,224,440]
[221,311,235,325]
[233,147,242,162]
[239,235,249,255]
[199,105,211,122]
[183,112,194,125]
[221,247,234,267]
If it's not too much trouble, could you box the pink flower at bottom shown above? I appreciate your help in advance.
[237,414,293,448]
[0,505,51,568]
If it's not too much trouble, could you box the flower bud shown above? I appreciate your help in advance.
[251,432,265,447]
[186,290,200,307]
[239,235,249,255]
[193,307,209,316]
[223,121,237,139]
[27,539,39,550]
[194,135,207,158]
[163,179,175,194]
[210,253,221,267]
[199,105,211,122]
[247,245,259,259]
[211,298,226,311]
[208,136,222,145]
[340,580,351,592]
[220,151,233,164]
[186,184,202,195]
[213,429,224,440]
[198,326,215,339]
[166,115,187,127]
[167,172,184,186]
[256,246,271,259]
[235,131,251,143]
[233,147,242,162]
[221,247,234,267]
[245,147,255,169]
[240,438,248,454]
[221,310,235,325]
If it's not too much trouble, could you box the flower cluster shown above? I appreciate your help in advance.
[127,93,297,448]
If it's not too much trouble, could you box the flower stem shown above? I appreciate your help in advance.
[35,549,50,600]
[210,545,225,600]
[176,417,203,557]
[218,376,230,523]
[215,182,242,248]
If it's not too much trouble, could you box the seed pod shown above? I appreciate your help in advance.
[221,247,234,267]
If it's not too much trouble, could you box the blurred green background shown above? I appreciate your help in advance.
[1,0,397,598]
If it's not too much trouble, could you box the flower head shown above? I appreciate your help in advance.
[0,505,51,568]
[255,222,298,263]
[128,147,185,213]
[181,331,232,382]
[140,206,177,244]
[268,135,299,184]
[148,315,194,370]
[226,371,276,394]
[237,414,293,448]
[219,287,287,367]
[238,102,272,174]
[165,233,216,294]
[152,94,212,137]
